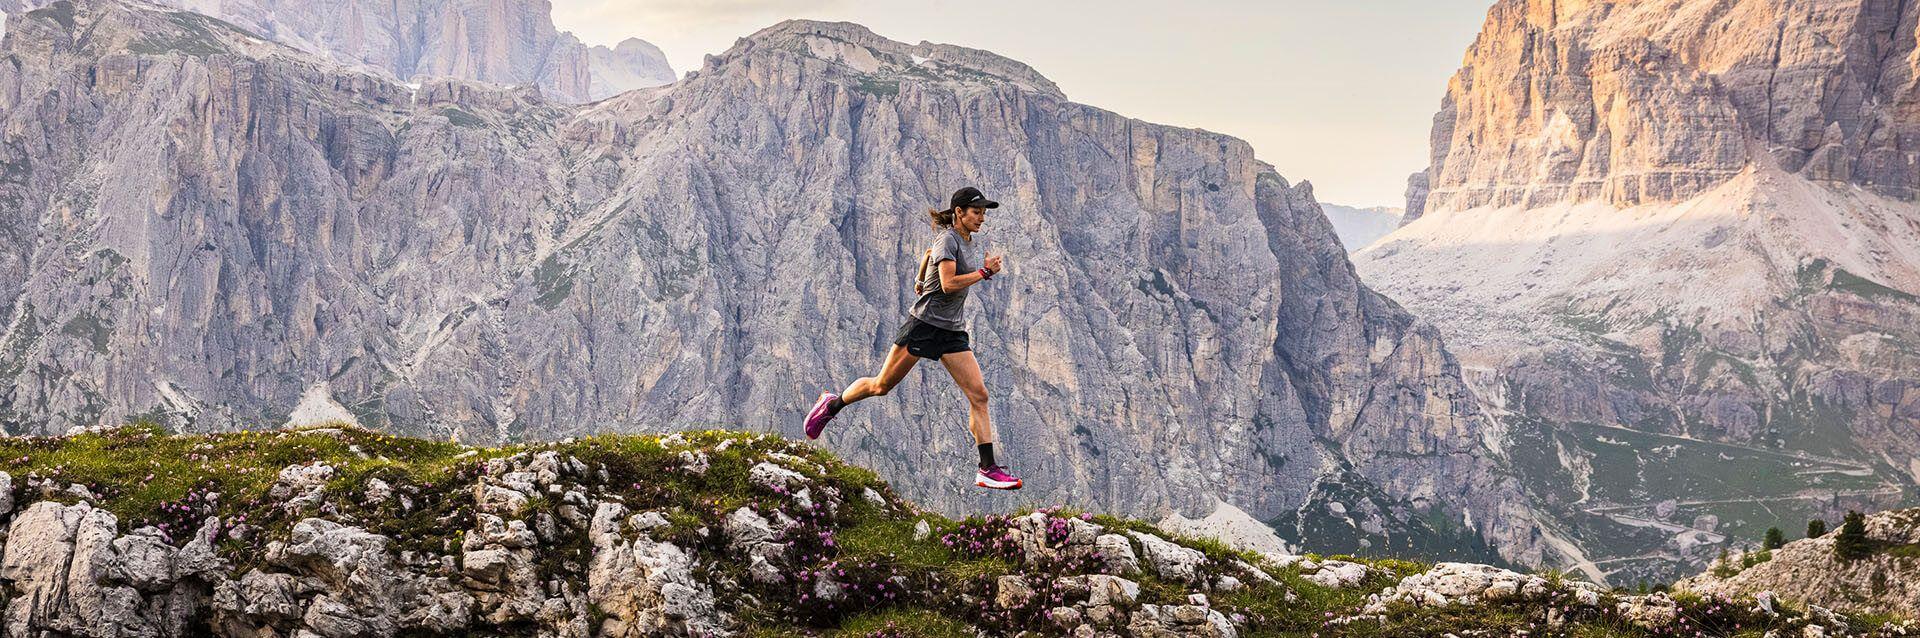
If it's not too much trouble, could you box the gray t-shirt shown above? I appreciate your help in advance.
[909,228,975,331]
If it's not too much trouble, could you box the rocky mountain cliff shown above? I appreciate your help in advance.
[0,424,1904,637]
[0,0,675,101]
[1357,0,1920,585]
[1680,508,1920,619]
[0,0,1554,567]
[1409,0,1920,214]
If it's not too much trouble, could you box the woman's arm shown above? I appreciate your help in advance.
[937,258,994,292]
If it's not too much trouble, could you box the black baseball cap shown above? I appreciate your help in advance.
[945,186,999,212]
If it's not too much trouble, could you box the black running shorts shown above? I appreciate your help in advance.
[892,317,970,360]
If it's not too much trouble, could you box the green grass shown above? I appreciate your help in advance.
[1877,542,1920,560]
[787,608,973,637]
[1554,421,1882,504]
[834,514,1012,581]
[0,423,492,552]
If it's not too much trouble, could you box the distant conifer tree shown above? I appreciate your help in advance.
[1834,511,1872,561]
[1712,547,1737,577]
[1764,527,1785,550]
[1807,519,1827,538]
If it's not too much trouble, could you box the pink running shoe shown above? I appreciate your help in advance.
[804,392,838,439]
[975,465,1023,490]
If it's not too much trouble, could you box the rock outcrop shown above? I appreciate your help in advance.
[0,0,1550,565]
[1358,0,1920,585]
[0,0,675,102]
[1679,508,1920,619]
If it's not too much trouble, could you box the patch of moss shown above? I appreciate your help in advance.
[25,1,75,30]
[60,311,112,354]
[441,108,487,129]
[128,13,234,57]
[531,254,574,310]
[1691,349,1761,388]
[1829,268,1918,303]
[852,76,900,98]
[0,156,31,185]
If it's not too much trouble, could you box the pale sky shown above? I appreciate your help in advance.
[551,1,1493,209]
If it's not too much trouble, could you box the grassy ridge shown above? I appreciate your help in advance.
[0,424,1910,636]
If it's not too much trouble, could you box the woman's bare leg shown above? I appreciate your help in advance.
[840,344,919,404]
[939,351,993,445]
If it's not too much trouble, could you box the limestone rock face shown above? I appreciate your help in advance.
[0,1,1546,565]
[1362,0,1920,585]
[1412,0,1920,215]
[1,0,674,102]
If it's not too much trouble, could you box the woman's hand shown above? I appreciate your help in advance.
[983,252,1003,273]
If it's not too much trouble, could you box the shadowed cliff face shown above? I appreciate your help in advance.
[1364,0,1920,585]
[0,2,1551,565]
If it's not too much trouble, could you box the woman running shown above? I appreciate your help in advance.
[803,186,1022,490]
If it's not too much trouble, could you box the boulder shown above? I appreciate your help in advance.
[1127,531,1207,583]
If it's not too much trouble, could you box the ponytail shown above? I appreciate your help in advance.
[928,207,954,229]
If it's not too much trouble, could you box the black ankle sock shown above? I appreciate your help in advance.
[978,443,995,469]
[826,396,845,415]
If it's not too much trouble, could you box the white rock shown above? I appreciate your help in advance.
[628,511,671,533]
[1304,560,1371,589]
[363,478,393,505]
[1095,533,1141,575]
[1127,531,1207,583]
[748,462,806,492]
[1157,498,1295,556]
[995,575,1033,609]
[589,502,629,547]
[588,535,727,635]
[268,462,335,512]
[724,507,777,550]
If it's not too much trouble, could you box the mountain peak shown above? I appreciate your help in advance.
[703,18,1064,98]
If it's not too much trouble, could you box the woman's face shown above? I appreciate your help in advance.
[955,206,987,233]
